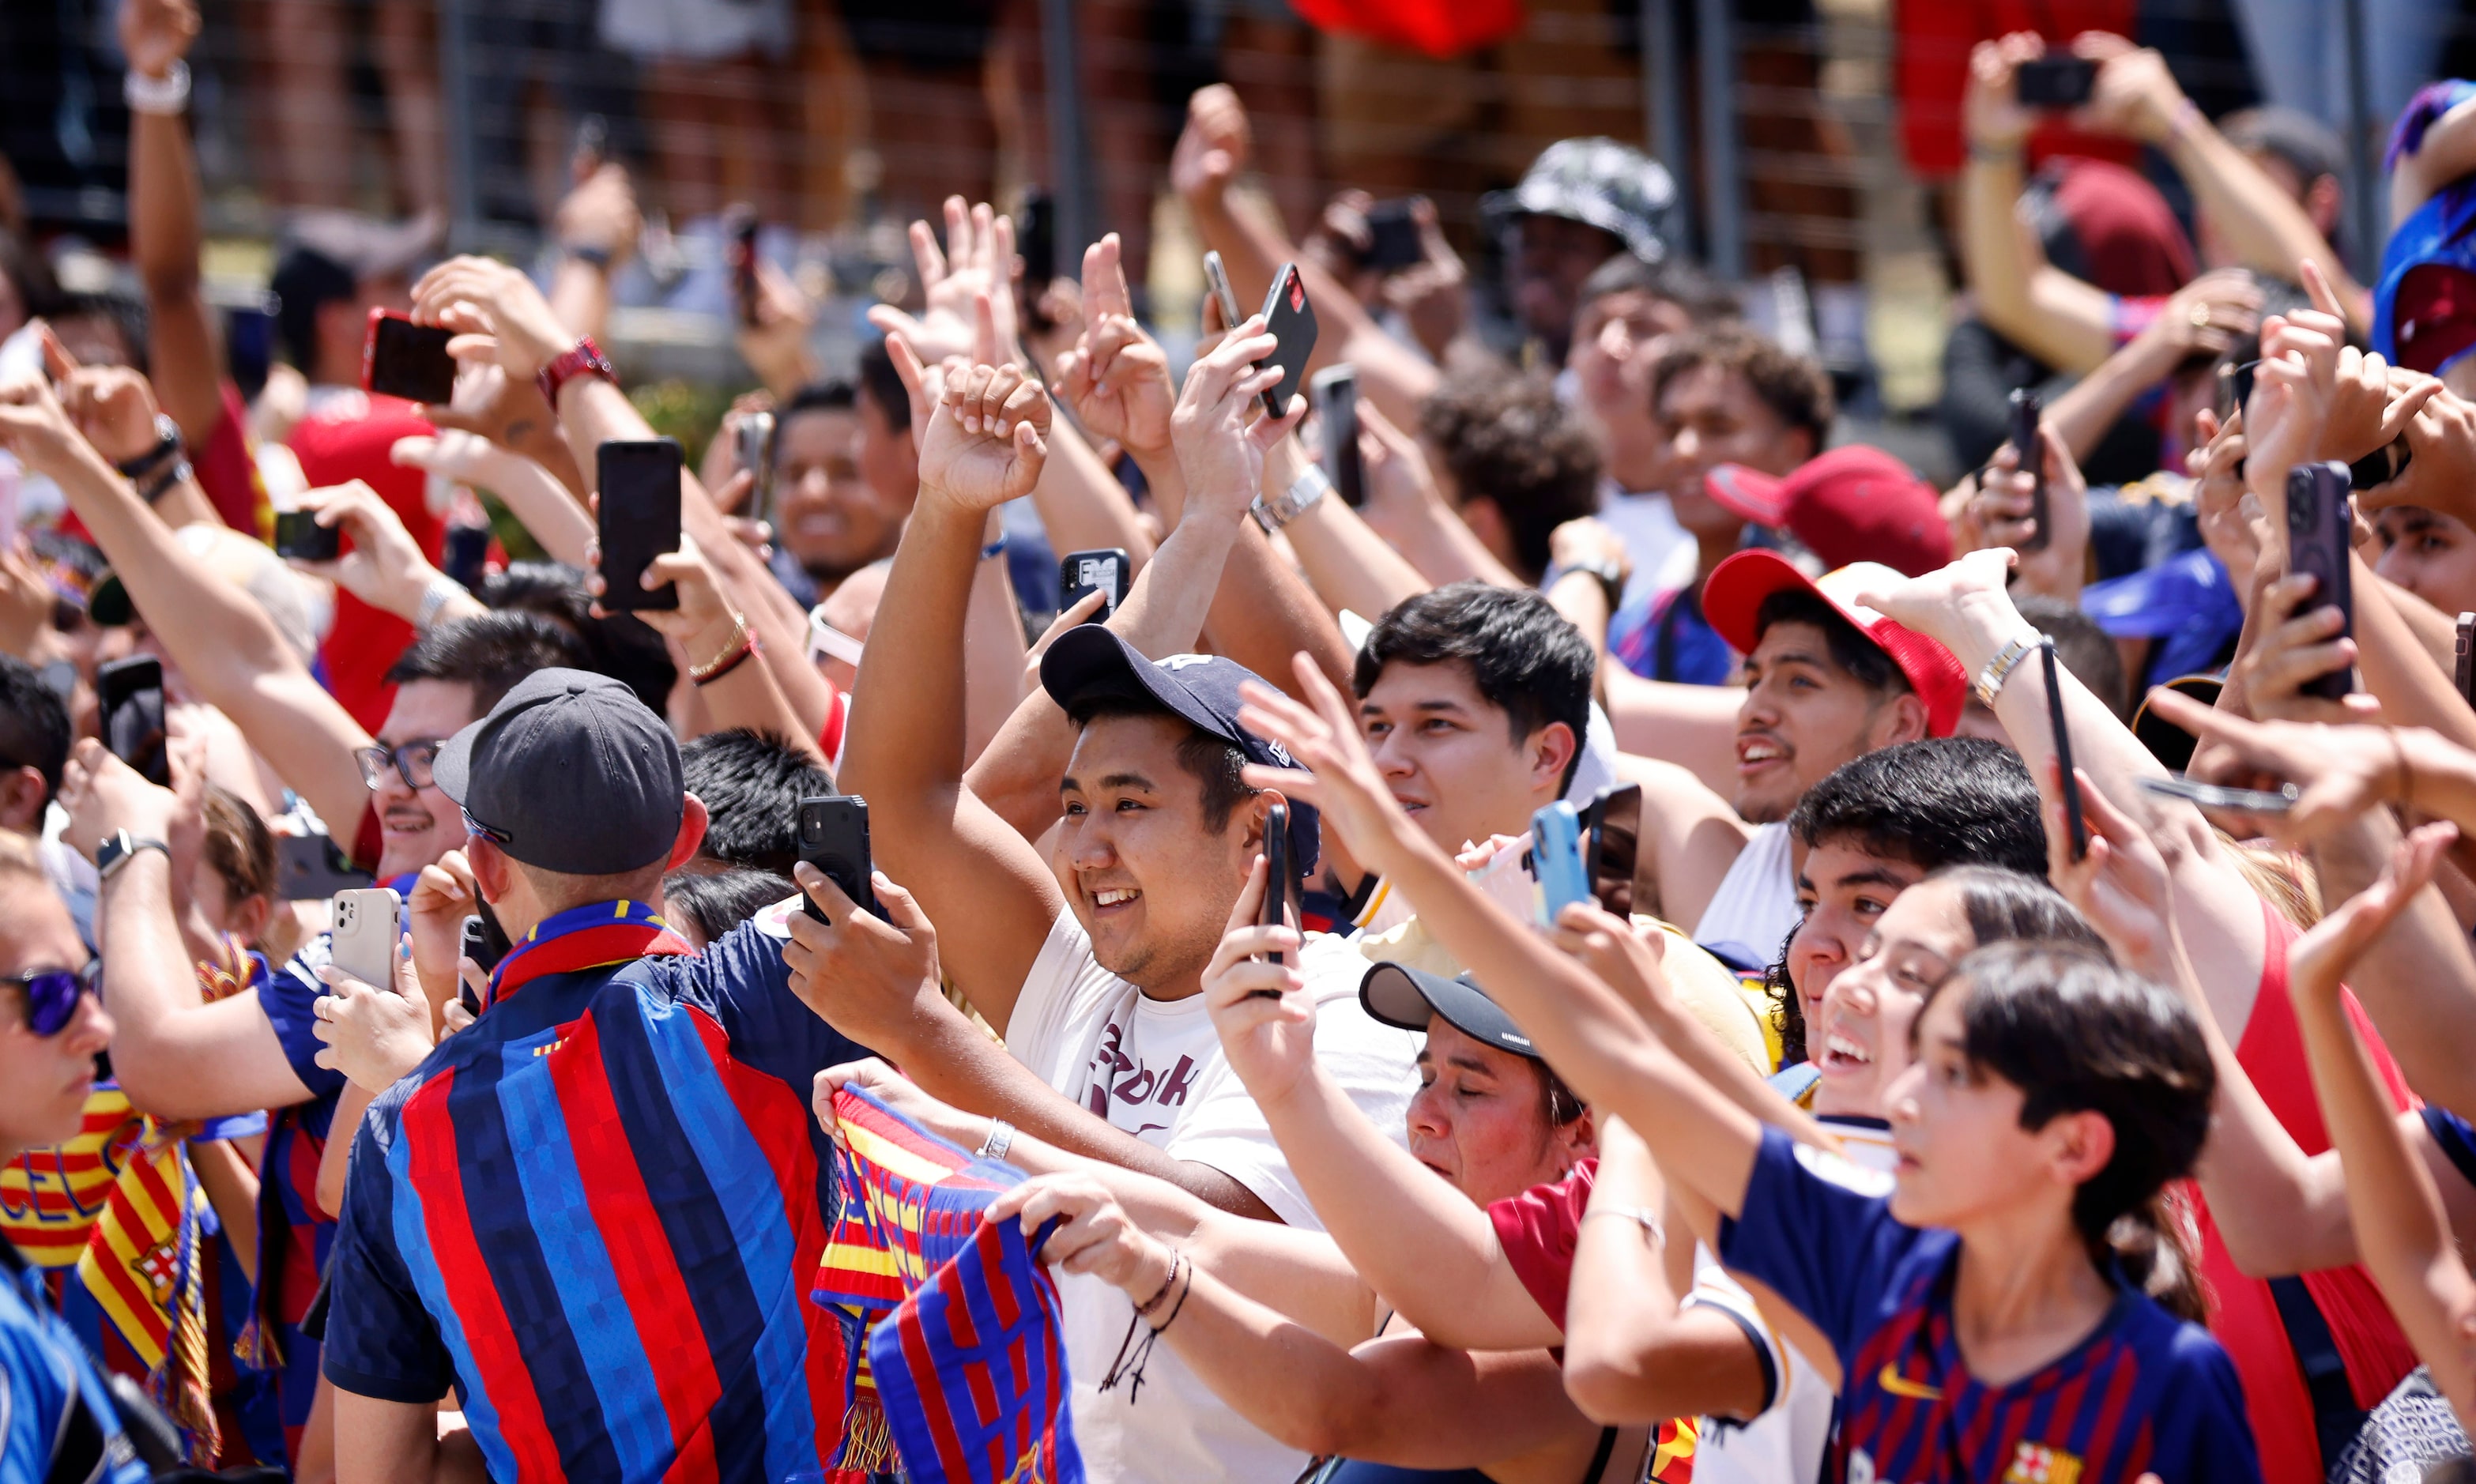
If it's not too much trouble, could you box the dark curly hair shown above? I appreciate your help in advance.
[1417,372,1601,582]
[1650,324,1835,451]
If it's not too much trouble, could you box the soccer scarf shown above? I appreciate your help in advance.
[814,1087,1084,1484]
[488,898,692,1005]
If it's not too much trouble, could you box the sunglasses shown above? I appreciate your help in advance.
[3,962,99,1038]
[460,805,512,846]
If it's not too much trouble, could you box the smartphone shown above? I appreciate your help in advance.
[2015,54,2098,108]
[2286,461,2355,702]
[1583,782,1641,918]
[736,411,778,529]
[2348,440,2412,493]
[797,795,883,922]
[96,655,168,787]
[595,439,684,612]
[362,310,458,405]
[2218,358,2260,421]
[1313,366,1364,507]
[275,832,373,900]
[1261,801,1291,972]
[272,509,341,563]
[1057,548,1131,623]
[1532,800,1592,928]
[458,910,510,1015]
[1202,250,1243,333]
[442,522,491,592]
[2458,613,2475,709]
[2042,640,2086,860]
[725,205,762,330]
[1363,199,1423,273]
[1016,187,1056,290]
[329,887,401,989]
[2008,387,2050,554]
[571,113,608,174]
[1255,264,1320,420]
[2139,776,2301,814]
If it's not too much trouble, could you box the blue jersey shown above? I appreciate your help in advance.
[1719,1128,2262,1484]
[321,901,872,1484]
[0,1240,148,1484]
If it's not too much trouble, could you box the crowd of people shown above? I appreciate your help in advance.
[21,5,2476,1484]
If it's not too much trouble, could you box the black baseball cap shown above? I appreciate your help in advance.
[1039,627,1320,878]
[433,669,684,874]
[1359,961,1539,1060]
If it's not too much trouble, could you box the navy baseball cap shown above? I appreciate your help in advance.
[1360,961,1539,1060]
[433,669,684,874]
[1039,627,1321,879]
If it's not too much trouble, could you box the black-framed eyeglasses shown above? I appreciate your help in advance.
[356,740,445,792]
[460,806,512,846]
[2,962,100,1038]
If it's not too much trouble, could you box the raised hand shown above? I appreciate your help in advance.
[866,198,1019,368]
[783,868,947,1053]
[1965,417,2092,599]
[312,943,435,1093]
[1850,547,2018,655]
[1198,855,1317,1105]
[116,0,199,80]
[1050,234,1176,458]
[552,161,639,269]
[56,738,176,860]
[288,479,443,617]
[41,329,168,465]
[1546,902,1675,1021]
[1170,85,1252,204]
[1962,32,2044,153]
[411,255,575,384]
[2243,262,2350,523]
[2357,382,2476,522]
[2073,34,2189,144]
[2143,687,2413,846]
[1169,314,1302,522]
[1234,653,1423,877]
[2231,563,2373,725]
[814,1059,988,1152]
[2289,821,2458,1002]
[895,342,1051,512]
[405,849,481,1018]
[2041,757,2180,978]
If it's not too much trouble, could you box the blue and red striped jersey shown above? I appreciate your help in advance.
[1720,1128,2261,1484]
[320,901,872,1482]
[249,940,348,1460]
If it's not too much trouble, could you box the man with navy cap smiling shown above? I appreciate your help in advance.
[315,667,873,1484]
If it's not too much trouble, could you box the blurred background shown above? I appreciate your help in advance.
[6,0,2470,469]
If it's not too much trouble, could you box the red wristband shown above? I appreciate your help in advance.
[536,336,618,410]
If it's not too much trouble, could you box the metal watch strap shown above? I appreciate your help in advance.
[1250,465,1332,533]
[976,1119,1016,1162]
[415,574,467,631]
[1973,634,2039,710]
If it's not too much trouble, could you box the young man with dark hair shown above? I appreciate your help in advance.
[769,379,907,608]
[477,560,677,715]
[678,726,836,876]
[0,654,69,838]
[1415,371,1602,582]
[1617,548,1966,972]
[1603,325,1837,686]
[1773,736,2047,1068]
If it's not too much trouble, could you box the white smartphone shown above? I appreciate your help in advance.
[330,887,402,987]
[1202,250,1242,332]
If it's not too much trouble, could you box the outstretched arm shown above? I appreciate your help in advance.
[2288,826,2476,1435]
[1958,34,2120,373]
[119,0,227,450]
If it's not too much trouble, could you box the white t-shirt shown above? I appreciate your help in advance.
[1686,1117,1898,1484]
[1597,485,1700,609]
[1694,821,1800,972]
[1006,913,1423,1483]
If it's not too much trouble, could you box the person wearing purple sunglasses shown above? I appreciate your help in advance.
[0,833,148,1484]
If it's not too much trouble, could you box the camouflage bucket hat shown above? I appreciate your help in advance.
[1482,137,1681,264]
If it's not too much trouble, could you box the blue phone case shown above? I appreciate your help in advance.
[1532,801,1590,928]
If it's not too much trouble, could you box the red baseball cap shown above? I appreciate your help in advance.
[1702,549,1966,738]
[1703,446,1952,578]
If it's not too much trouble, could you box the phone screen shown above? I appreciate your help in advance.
[737,412,778,529]
[2016,55,2097,107]
[363,311,458,405]
[273,510,341,562]
[1017,189,1056,288]
[97,655,168,787]
[1255,264,1319,419]
[1313,367,1363,507]
[596,440,684,611]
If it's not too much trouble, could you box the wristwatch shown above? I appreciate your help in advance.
[96,831,170,881]
[1250,465,1332,533]
[1972,632,2041,710]
[1554,557,1628,612]
[535,337,619,410]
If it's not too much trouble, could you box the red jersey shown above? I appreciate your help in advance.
[2190,902,2420,1484]
[193,381,272,540]
[285,394,441,731]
